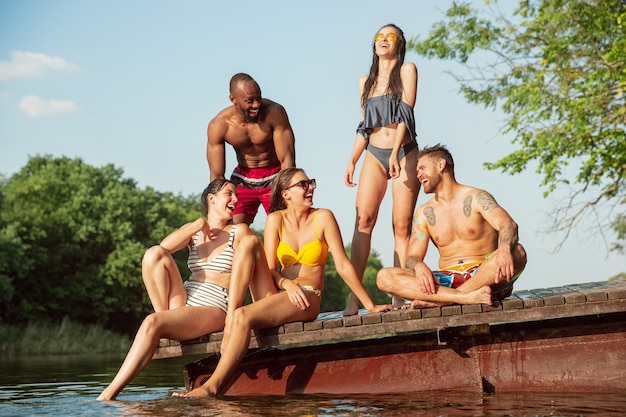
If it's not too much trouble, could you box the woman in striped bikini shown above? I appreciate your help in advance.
[180,168,392,397]
[98,178,273,401]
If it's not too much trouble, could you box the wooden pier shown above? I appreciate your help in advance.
[154,279,626,395]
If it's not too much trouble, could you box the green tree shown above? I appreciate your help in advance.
[409,0,625,253]
[0,156,200,333]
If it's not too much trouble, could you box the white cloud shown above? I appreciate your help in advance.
[19,95,80,117]
[0,51,80,82]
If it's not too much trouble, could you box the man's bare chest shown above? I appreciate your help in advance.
[428,207,486,246]
[225,124,273,147]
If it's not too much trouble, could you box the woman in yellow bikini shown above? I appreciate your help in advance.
[182,167,392,397]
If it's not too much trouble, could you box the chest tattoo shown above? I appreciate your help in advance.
[424,206,436,226]
[463,195,472,217]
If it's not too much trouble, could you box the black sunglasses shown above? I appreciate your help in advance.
[287,179,316,190]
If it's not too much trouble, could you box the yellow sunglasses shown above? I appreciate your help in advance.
[374,32,397,42]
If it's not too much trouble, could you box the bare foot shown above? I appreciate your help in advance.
[464,286,492,305]
[96,391,114,401]
[97,387,119,401]
[185,386,216,397]
[343,293,360,317]
[392,296,408,309]
[409,299,440,309]
[172,385,216,397]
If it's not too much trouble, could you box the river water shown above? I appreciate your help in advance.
[1,353,625,416]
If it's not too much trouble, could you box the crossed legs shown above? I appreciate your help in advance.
[377,244,527,308]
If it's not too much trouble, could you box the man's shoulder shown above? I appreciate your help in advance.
[417,196,436,210]
[211,106,237,122]
[208,107,241,136]
[262,98,287,114]
[458,184,494,202]
[261,99,291,127]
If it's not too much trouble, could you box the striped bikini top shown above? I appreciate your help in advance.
[187,225,235,274]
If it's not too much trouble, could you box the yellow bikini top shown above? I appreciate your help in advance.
[276,209,329,268]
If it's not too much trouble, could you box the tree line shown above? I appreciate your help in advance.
[0,156,388,335]
[408,0,625,253]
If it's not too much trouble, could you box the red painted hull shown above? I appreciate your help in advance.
[184,314,626,395]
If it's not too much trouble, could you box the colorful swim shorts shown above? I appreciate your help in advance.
[433,252,522,301]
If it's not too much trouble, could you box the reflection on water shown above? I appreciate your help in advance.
[1,353,625,416]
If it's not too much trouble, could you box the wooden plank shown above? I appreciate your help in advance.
[184,313,626,395]
[153,280,626,360]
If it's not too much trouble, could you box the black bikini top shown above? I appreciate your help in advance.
[356,93,417,141]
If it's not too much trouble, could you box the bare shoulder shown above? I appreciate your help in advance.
[264,98,287,115]
[464,186,500,211]
[314,208,339,230]
[417,197,435,213]
[208,106,235,132]
[315,207,336,221]
[210,105,236,123]
[263,99,290,124]
[401,61,417,74]
[265,211,283,227]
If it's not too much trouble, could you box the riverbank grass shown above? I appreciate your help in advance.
[0,317,130,355]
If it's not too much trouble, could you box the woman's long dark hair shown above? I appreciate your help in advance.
[269,168,306,213]
[361,23,407,109]
[201,178,234,216]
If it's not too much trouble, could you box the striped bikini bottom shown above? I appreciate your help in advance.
[184,280,229,313]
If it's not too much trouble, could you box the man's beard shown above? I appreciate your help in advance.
[240,106,259,123]
[422,175,439,194]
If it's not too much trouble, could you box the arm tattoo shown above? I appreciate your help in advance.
[424,206,436,226]
[411,216,426,242]
[499,224,519,248]
[476,190,498,211]
[500,225,512,244]
[463,195,472,217]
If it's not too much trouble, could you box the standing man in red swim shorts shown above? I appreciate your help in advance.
[207,73,296,225]
[377,144,527,307]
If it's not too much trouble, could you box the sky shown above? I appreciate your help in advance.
[1,0,624,292]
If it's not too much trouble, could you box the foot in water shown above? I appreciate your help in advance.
[172,386,216,398]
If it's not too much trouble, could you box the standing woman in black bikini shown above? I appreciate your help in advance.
[98,179,273,401]
[181,167,391,397]
[343,23,420,316]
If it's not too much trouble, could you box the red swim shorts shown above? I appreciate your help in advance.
[230,163,281,216]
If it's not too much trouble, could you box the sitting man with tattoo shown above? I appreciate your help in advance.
[377,144,527,308]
